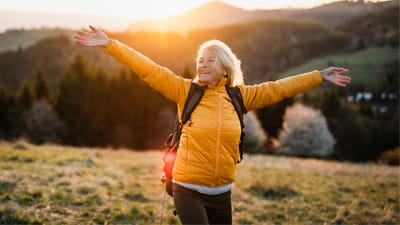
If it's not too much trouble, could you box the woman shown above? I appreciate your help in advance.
[74,25,350,225]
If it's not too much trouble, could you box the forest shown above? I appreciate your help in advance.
[0,3,398,163]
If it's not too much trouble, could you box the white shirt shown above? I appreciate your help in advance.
[173,179,233,195]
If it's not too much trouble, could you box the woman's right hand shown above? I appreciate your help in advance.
[74,25,110,48]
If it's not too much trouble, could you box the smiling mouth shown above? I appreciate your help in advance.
[201,71,211,75]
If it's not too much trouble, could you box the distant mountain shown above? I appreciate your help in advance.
[129,1,271,32]
[129,0,398,33]
[0,28,74,53]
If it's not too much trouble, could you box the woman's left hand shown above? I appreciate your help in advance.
[320,67,351,87]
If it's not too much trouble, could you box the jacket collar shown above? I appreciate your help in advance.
[197,78,228,90]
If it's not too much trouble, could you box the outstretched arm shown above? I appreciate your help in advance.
[74,26,190,104]
[240,67,351,111]
[320,67,351,87]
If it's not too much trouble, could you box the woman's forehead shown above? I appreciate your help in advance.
[198,48,216,59]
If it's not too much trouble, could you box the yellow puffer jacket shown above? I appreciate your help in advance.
[106,40,323,187]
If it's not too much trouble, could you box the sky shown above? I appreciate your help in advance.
[0,0,387,32]
[0,0,369,19]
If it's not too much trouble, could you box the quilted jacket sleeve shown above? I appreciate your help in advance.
[105,39,191,104]
[239,71,323,111]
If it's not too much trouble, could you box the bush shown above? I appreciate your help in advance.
[243,111,268,153]
[278,103,335,158]
[379,148,400,166]
[23,100,69,144]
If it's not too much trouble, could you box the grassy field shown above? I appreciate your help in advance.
[0,141,398,225]
[279,47,399,91]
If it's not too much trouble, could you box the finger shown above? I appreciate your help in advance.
[89,25,97,31]
[334,81,347,87]
[336,77,351,84]
[74,35,86,41]
[89,25,101,34]
[337,78,351,84]
[336,75,351,81]
[77,30,91,37]
[332,68,349,73]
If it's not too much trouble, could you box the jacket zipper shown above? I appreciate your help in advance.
[213,93,223,186]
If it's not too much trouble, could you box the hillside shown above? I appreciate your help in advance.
[0,35,123,91]
[0,1,397,53]
[128,0,397,33]
[0,28,74,53]
[0,142,398,224]
[337,5,399,47]
[0,19,347,91]
[279,46,399,91]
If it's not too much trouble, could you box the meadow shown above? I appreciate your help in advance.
[279,46,399,91]
[0,141,398,224]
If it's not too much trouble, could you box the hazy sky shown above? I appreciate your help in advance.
[0,0,381,19]
[0,0,387,32]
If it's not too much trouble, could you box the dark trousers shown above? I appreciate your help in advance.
[173,183,232,225]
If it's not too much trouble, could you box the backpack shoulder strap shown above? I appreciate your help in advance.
[166,83,206,151]
[226,86,247,122]
[181,83,207,125]
[226,86,247,163]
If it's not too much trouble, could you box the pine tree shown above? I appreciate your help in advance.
[56,54,92,145]
[0,84,13,138]
[257,98,294,138]
[321,88,341,117]
[17,81,34,110]
[33,63,53,103]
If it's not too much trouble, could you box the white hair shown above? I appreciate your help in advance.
[196,40,244,87]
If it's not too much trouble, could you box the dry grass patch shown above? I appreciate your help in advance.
[0,142,398,224]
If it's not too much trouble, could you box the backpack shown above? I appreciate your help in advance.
[161,82,247,197]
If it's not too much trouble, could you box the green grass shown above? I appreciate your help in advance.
[279,46,399,91]
[0,141,398,224]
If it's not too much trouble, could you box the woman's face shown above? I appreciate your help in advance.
[196,49,226,87]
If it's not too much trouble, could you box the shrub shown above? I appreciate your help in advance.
[379,147,400,166]
[23,100,69,144]
[278,103,335,158]
[243,111,268,153]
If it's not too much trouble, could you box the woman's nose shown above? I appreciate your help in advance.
[199,63,207,68]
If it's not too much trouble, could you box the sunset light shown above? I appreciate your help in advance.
[0,0,390,32]
[0,0,398,223]
[0,0,387,19]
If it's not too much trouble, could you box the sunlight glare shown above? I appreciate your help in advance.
[0,0,347,20]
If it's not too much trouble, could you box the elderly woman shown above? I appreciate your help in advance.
[74,25,350,225]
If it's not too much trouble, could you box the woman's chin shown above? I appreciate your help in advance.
[199,76,210,84]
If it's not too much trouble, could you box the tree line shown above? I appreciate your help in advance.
[0,52,397,162]
[0,55,175,149]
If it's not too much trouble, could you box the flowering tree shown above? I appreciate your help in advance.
[278,103,335,158]
[243,111,268,153]
[23,100,68,144]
